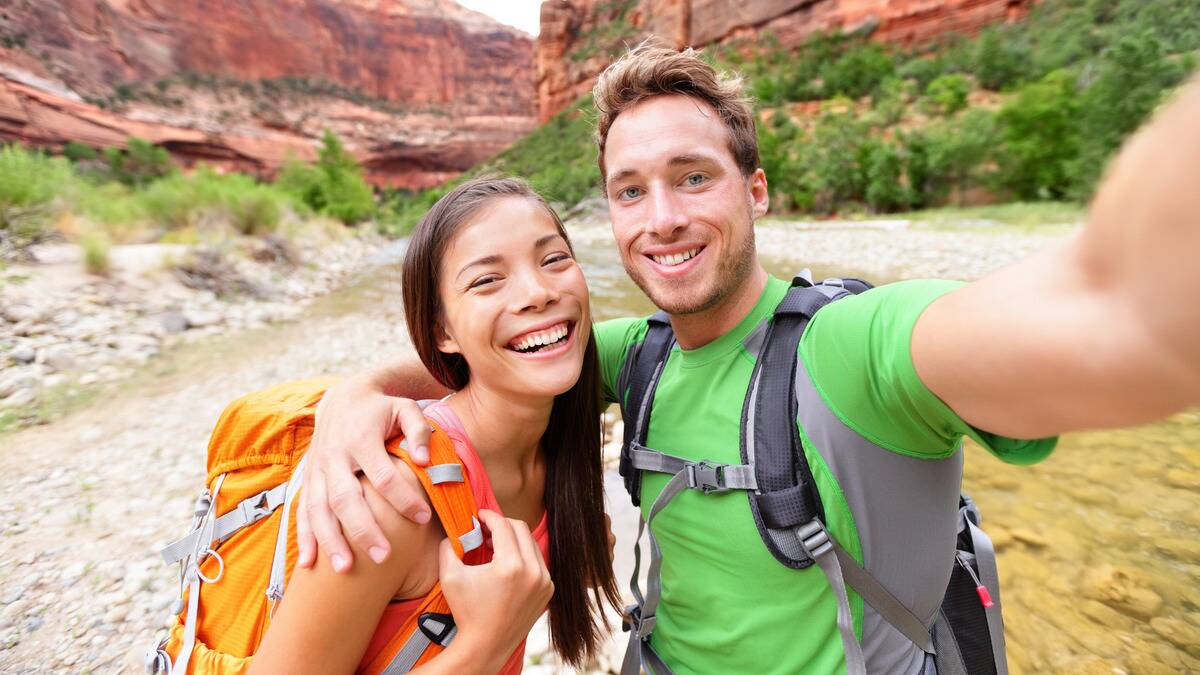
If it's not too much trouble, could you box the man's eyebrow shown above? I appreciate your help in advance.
[606,168,637,190]
[607,154,718,189]
[667,154,712,167]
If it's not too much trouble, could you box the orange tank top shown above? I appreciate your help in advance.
[358,400,550,673]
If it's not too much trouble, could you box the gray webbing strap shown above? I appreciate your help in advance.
[621,471,688,675]
[173,473,226,675]
[159,480,290,565]
[795,520,866,675]
[966,517,1008,674]
[458,516,484,553]
[831,542,936,654]
[381,615,458,674]
[426,464,464,485]
[629,446,758,492]
[266,455,308,610]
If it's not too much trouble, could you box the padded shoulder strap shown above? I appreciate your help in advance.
[617,312,676,507]
[360,423,482,674]
[387,421,482,558]
[741,282,851,569]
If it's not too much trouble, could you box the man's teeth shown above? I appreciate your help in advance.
[511,323,569,352]
[651,248,700,267]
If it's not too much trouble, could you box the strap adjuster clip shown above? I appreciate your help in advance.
[795,519,834,559]
[621,603,656,639]
[237,489,275,524]
[685,461,729,494]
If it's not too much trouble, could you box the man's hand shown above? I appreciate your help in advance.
[437,510,554,668]
[296,377,436,572]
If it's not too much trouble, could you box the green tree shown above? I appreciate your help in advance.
[996,69,1080,200]
[923,74,972,115]
[820,42,895,99]
[280,131,375,224]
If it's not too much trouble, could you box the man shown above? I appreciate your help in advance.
[296,45,1200,674]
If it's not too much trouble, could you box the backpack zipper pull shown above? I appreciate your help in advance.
[956,551,994,608]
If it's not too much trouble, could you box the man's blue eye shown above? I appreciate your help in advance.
[621,187,641,200]
[686,173,705,186]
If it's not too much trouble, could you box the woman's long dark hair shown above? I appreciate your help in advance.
[401,176,619,666]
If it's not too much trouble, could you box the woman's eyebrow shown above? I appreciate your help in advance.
[535,233,564,248]
[456,254,501,282]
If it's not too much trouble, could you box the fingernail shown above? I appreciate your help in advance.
[332,554,347,572]
[414,510,431,524]
[369,546,388,563]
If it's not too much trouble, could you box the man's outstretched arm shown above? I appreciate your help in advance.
[296,356,450,571]
[913,74,1200,439]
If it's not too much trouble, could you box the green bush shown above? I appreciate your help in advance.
[914,109,999,206]
[279,131,375,224]
[820,42,895,98]
[63,141,98,163]
[81,229,111,275]
[996,69,1080,200]
[104,137,175,187]
[865,143,907,212]
[923,74,972,116]
[973,28,1033,90]
[0,145,74,251]
[137,168,291,234]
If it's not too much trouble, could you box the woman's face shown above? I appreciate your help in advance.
[436,196,590,400]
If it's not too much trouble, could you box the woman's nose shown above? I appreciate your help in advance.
[513,269,560,313]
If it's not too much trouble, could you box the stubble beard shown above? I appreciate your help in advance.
[624,221,758,317]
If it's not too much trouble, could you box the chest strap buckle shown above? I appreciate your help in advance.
[685,461,730,494]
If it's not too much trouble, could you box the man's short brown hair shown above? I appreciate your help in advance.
[592,42,760,179]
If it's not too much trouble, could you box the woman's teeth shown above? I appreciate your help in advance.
[651,248,700,267]
[510,323,569,353]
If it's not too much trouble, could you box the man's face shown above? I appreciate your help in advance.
[602,94,768,316]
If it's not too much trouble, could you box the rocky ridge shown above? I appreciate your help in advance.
[537,0,1034,121]
[0,0,536,188]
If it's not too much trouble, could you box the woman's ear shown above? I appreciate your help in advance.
[436,322,461,355]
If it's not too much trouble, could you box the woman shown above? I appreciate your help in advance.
[250,177,619,673]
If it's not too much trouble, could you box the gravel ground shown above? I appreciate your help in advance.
[0,218,1078,673]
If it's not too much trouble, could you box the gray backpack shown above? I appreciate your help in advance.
[616,274,1008,675]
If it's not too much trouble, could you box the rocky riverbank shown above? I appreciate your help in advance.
[0,229,391,429]
[2,215,1195,674]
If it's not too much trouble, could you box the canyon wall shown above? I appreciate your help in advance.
[0,0,537,188]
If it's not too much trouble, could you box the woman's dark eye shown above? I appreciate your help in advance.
[544,253,572,266]
[469,276,497,289]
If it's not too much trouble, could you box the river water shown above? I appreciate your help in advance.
[320,216,1200,673]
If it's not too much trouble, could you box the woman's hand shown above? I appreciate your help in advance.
[438,509,553,666]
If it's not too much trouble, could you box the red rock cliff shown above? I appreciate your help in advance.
[0,0,536,188]
[537,0,1033,121]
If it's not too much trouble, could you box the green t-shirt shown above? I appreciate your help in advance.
[596,276,1055,675]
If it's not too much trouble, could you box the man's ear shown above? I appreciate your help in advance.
[748,168,770,220]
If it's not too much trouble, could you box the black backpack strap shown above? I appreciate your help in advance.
[617,311,675,507]
[741,281,851,569]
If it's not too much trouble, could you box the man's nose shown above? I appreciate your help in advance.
[648,187,687,238]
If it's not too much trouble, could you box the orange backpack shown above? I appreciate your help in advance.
[145,379,483,674]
